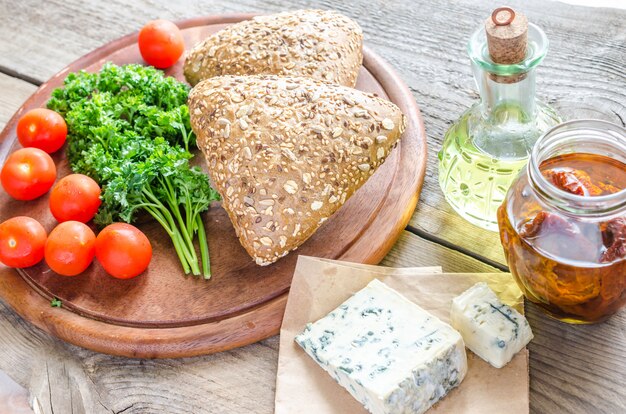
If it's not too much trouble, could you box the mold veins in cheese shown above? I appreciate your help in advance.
[295,279,468,414]
[450,282,533,369]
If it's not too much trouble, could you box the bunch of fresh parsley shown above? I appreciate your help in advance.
[48,63,220,278]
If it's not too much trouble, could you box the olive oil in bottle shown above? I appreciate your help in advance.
[438,8,560,231]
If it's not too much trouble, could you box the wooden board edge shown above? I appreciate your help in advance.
[0,264,285,358]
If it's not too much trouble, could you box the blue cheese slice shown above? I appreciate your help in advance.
[450,282,533,369]
[295,279,467,414]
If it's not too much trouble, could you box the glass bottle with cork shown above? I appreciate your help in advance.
[438,7,561,231]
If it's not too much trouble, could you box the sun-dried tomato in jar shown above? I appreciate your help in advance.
[498,120,626,323]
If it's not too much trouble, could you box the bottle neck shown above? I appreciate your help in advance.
[467,22,549,125]
[473,64,537,122]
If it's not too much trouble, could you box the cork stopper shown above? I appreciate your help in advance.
[485,7,528,64]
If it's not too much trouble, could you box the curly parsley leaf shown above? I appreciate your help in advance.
[48,63,220,278]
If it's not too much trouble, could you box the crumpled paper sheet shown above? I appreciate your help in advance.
[275,256,529,414]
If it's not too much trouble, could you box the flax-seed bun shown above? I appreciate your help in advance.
[188,75,405,265]
[184,10,363,87]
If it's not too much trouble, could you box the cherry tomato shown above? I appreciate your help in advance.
[95,223,152,279]
[49,174,101,223]
[0,216,47,268]
[45,221,96,276]
[17,108,67,153]
[1,148,56,200]
[138,19,185,69]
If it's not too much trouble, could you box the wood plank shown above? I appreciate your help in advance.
[0,73,38,414]
[0,73,37,130]
[382,231,500,272]
[0,370,31,414]
[0,0,623,266]
[526,305,626,413]
[1,230,623,413]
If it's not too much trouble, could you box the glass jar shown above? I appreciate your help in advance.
[498,120,626,323]
[438,22,561,231]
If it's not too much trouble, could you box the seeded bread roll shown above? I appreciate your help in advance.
[189,75,406,265]
[184,10,363,87]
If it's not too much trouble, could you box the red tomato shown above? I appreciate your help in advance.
[95,223,152,279]
[0,216,47,268]
[1,148,56,200]
[45,221,96,276]
[17,108,67,153]
[138,19,185,69]
[49,174,102,223]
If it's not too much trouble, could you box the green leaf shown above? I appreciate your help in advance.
[47,63,217,277]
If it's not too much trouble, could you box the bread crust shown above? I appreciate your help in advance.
[189,75,405,265]
[184,10,363,87]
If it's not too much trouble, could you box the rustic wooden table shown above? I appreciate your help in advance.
[0,0,624,413]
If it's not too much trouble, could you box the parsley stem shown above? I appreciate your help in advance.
[143,204,191,275]
[164,177,204,275]
[170,219,198,275]
[196,214,210,278]
[146,180,201,275]
[164,193,200,275]
[142,187,198,275]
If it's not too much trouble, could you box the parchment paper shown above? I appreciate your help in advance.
[275,256,529,414]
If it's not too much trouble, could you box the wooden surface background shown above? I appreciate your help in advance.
[0,0,624,413]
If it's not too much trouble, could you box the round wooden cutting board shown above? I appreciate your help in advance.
[0,14,426,358]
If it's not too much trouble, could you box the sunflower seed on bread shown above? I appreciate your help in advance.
[189,75,406,266]
[184,9,363,87]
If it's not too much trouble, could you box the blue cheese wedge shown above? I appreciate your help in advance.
[295,279,467,414]
[450,282,533,369]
